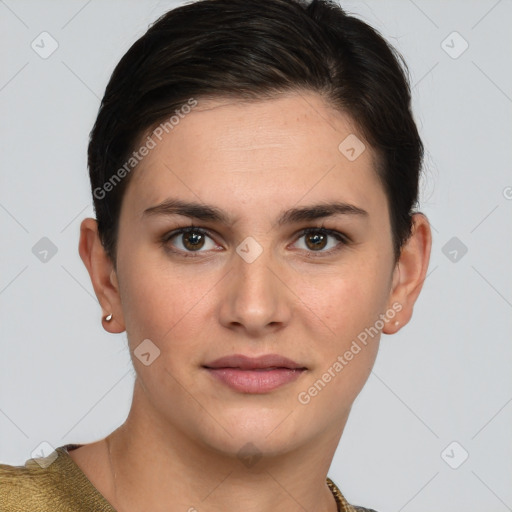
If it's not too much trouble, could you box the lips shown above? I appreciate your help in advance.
[203,353,306,371]
[203,354,307,393]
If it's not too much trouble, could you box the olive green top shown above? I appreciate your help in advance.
[0,444,377,512]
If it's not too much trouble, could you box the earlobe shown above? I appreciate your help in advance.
[79,217,126,334]
[101,311,125,333]
[382,213,432,335]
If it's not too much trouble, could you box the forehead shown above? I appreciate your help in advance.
[122,92,387,223]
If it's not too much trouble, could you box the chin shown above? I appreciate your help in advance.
[198,407,309,458]
[203,431,303,466]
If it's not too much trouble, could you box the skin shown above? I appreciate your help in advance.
[77,91,431,512]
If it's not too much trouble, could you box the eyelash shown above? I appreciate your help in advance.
[161,225,350,259]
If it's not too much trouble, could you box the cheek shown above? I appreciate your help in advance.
[299,262,389,395]
[116,257,211,399]
[305,262,389,339]
[116,246,206,346]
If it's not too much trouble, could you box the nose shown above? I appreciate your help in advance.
[218,242,292,337]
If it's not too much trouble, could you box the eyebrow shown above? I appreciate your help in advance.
[142,198,369,226]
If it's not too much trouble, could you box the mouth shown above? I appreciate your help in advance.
[203,354,307,393]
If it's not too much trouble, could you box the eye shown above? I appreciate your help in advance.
[163,226,218,255]
[162,225,349,258]
[292,227,348,256]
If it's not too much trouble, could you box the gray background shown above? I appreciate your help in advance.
[1,1,511,511]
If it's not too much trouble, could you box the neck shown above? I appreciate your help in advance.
[102,379,347,512]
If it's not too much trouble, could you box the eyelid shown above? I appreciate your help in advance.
[292,227,349,258]
[161,226,220,256]
[161,225,350,257]
[296,226,350,244]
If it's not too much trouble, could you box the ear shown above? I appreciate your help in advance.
[383,212,432,335]
[78,217,125,333]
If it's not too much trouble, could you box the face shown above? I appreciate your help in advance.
[111,92,400,457]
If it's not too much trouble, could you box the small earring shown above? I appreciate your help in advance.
[104,313,113,322]
[394,320,399,326]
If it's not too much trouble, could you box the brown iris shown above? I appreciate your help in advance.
[305,231,327,251]
[182,231,206,251]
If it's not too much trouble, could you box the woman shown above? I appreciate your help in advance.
[0,0,431,510]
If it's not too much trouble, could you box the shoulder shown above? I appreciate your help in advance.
[0,445,114,512]
[0,450,62,511]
